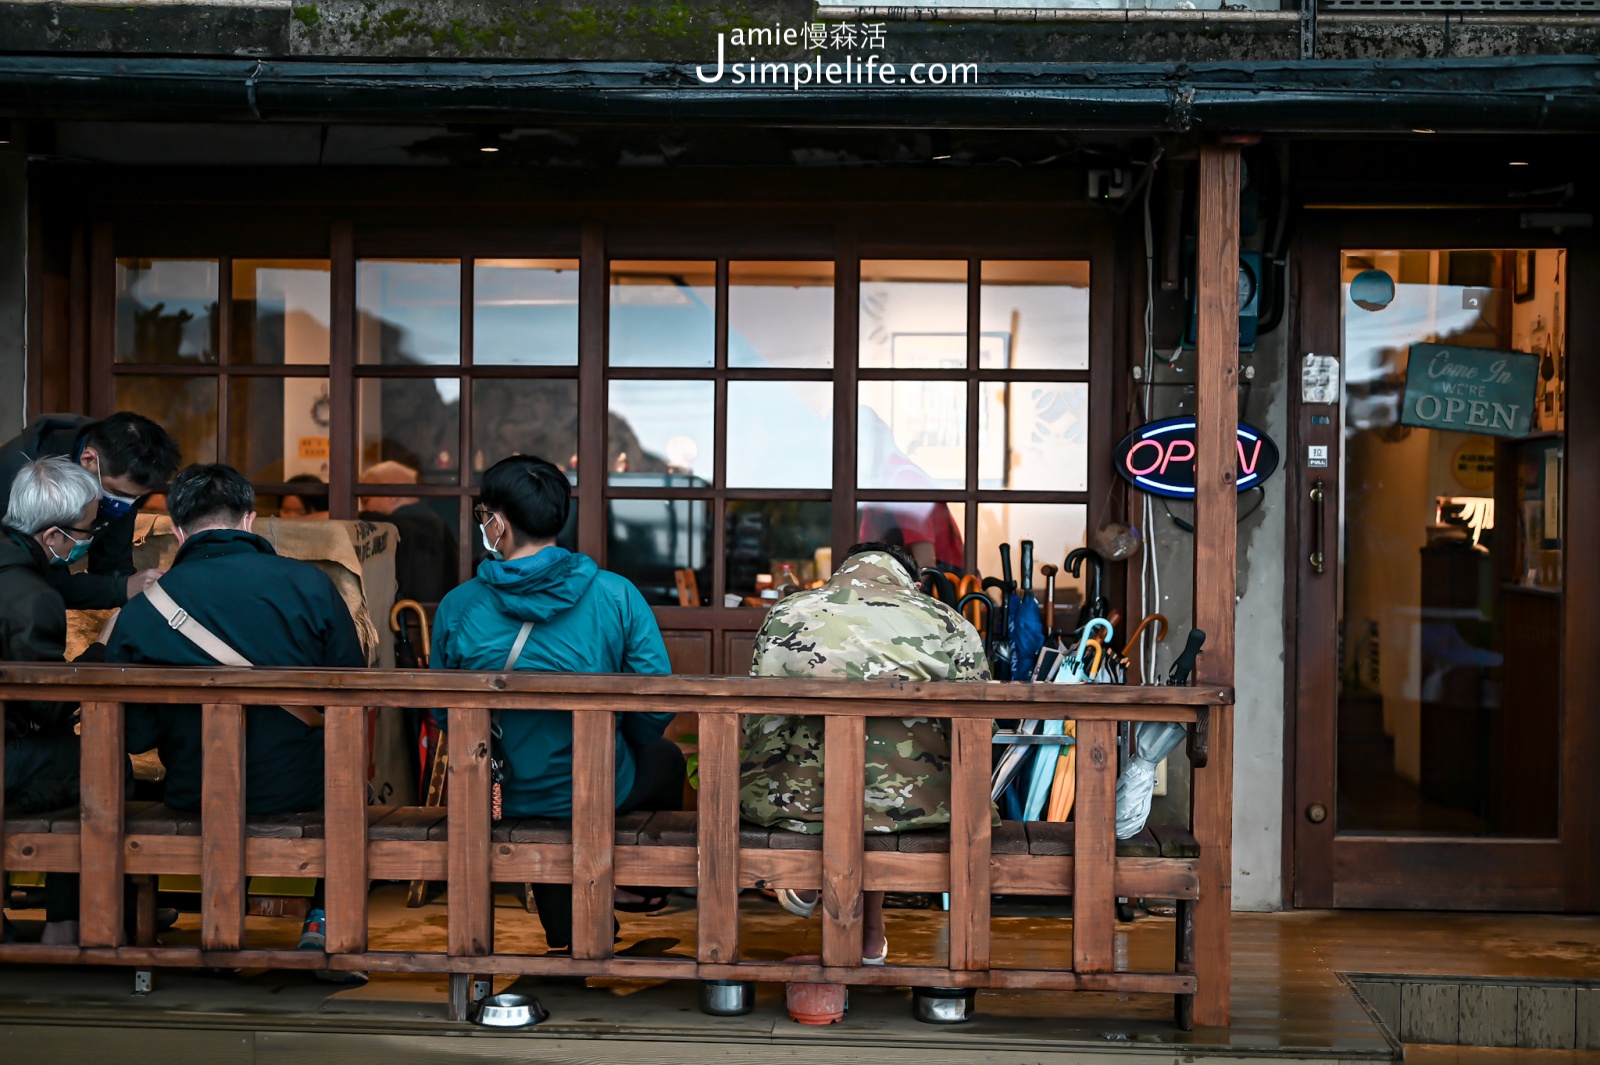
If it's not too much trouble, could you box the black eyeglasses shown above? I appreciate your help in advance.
[57,524,97,540]
[472,503,494,525]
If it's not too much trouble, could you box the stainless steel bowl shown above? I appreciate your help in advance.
[474,992,548,1028]
[912,987,976,1024]
[700,979,755,1016]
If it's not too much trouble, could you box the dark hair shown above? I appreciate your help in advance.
[84,412,181,491]
[285,474,328,513]
[167,464,255,532]
[479,455,570,541]
[846,541,920,582]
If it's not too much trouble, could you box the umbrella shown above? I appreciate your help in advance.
[1066,547,1110,628]
[390,600,443,909]
[956,591,995,666]
[1009,540,1045,684]
[1122,628,1210,830]
[983,566,1014,682]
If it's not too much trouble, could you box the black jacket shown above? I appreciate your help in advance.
[0,414,142,609]
[0,526,78,738]
[104,528,366,814]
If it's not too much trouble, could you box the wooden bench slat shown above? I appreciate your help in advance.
[993,820,1028,855]
[503,818,571,844]
[127,803,202,837]
[1149,822,1202,858]
[369,806,446,841]
[638,810,697,847]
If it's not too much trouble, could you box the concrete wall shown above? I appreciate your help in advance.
[0,151,24,440]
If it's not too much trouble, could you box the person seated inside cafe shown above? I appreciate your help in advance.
[0,457,114,944]
[103,462,367,977]
[358,459,457,604]
[740,542,991,964]
[278,474,329,519]
[430,454,683,953]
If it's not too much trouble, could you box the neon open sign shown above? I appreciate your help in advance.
[1113,417,1280,500]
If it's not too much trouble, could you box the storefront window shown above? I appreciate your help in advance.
[975,502,1088,600]
[115,258,218,364]
[855,500,967,575]
[728,261,834,369]
[979,260,1091,370]
[113,375,218,465]
[607,497,712,606]
[858,380,967,490]
[471,378,579,477]
[230,376,331,483]
[232,260,331,366]
[725,380,833,489]
[607,380,715,482]
[978,380,1089,492]
[608,260,716,368]
[473,258,579,366]
[357,259,460,366]
[358,377,460,484]
[859,260,967,369]
[727,500,833,601]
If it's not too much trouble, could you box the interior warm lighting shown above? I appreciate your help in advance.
[1412,128,1435,134]
[1509,160,1529,166]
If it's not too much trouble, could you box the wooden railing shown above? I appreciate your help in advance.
[0,664,1234,1026]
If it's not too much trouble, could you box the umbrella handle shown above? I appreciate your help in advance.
[1081,617,1115,647]
[390,599,431,661]
[1079,637,1106,679]
[1126,612,1169,649]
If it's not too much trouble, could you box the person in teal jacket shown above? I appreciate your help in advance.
[431,454,682,951]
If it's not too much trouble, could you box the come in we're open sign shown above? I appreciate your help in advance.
[1399,342,1540,438]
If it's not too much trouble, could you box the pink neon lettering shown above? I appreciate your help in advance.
[1236,438,1262,476]
[1125,439,1165,476]
[1160,439,1195,476]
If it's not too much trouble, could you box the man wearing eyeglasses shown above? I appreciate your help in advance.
[0,456,119,943]
[0,412,180,609]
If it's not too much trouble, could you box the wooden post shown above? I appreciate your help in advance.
[570,710,616,960]
[446,707,493,959]
[695,711,741,965]
[77,701,126,948]
[324,705,369,954]
[821,714,865,968]
[200,703,247,951]
[1071,717,1117,973]
[948,717,992,971]
[1191,141,1241,1028]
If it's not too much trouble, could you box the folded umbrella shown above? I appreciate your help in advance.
[1009,540,1045,684]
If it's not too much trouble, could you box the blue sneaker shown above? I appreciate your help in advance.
[299,908,368,986]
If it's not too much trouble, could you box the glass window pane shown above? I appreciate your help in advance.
[855,500,966,574]
[859,260,966,369]
[607,498,711,606]
[609,260,715,368]
[471,378,579,480]
[976,501,1088,601]
[357,259,460,366]
[979,261,1091,370]
[726,381,833,489]
[232,260,331,366]
[358,377,461,485]
[473,258,579,366]
[979,381,1089,492]
[229,376,331,483]
[728,261,834,369]
[115,258,217,364]
[607,380,714,484]
[358,492,461,605]
[113,375,217,465]
[858,380,966,490]
[727,501,833,603]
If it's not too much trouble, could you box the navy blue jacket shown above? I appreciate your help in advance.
[105,528,365,814]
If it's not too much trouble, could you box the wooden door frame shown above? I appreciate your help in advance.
[1287,209,1599,912]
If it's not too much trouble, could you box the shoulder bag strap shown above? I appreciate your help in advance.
[140,580,324,729]
[504,620,535,672]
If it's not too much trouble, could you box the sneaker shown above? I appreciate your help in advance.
[299,908,369,986]
[1115,758,1159,839]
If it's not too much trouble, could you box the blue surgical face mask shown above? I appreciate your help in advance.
[98,491,138,520]
[49,527,93,566]
[480,521,505,562]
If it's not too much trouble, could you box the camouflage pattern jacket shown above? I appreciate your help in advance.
[739,550,991,835]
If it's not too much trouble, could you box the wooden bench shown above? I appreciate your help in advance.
[0,666,1233,1029]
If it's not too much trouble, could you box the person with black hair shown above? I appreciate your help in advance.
[103,463,366,975]
[279,474,329,519]
[0,412,180,608]
[430,454,682,953]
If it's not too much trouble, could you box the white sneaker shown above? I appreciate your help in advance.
[1115,758,1159,839]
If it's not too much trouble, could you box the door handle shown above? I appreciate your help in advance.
[1309,478,1326,575]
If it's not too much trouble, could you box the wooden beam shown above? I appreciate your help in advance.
[1071,718,1117,973]
[323,705,369,954]
[695,711,740,964]
[947,717,991,971]
[820,714,865,968]
[200,702,247,951]
[445,706,492,959]
[77,701,125,948]
[1191,141,1241,1028]
[570,710,616,960]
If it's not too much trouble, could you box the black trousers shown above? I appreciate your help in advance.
[530,737,686,950]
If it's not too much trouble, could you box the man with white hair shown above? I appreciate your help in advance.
[0,457,107,942]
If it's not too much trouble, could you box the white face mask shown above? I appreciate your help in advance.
[480,520,505,561]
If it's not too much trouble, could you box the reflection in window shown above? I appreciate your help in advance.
[608,498,711,606]
[976,502,1087,599]
[115,259,218,364]
[979,261,1091,370]
[726,381,833,489]
[357,259,460,366]
[609,260,715,368]
[358,377,461,485]
[358,489,459,605]
[230,376,332,483]
[856,501,966,575]
[113,375,217,464]
[607,379,715,482]
[474,259,579,366]
[727,501,832,601]
[728,261,834,369]
[859,260,966,369]
[471,379,579,479]
[979,381,1089,492]
[233,260,331,366]
[858,380,966,490]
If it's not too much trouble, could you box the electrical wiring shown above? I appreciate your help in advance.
[1139,147,1163,686]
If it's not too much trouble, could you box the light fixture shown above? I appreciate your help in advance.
[477,129,502,153]
[1509,160,1529,166]
[1412,128,1435,134]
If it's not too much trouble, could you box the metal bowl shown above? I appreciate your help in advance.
[474,992,548,1028]
[912,986,977,1024]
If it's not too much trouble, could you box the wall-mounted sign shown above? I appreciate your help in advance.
[1399,343,1539,438]
[1113,417,1280,499]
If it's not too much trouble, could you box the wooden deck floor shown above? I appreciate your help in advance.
[2,886,1597,1064]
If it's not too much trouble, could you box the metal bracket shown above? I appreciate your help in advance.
[133,970,153,996]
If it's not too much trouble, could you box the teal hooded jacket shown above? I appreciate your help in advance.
[430,546,673,818]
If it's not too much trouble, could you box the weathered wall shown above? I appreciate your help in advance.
[0,151,24,440]
[0,1,1598,63]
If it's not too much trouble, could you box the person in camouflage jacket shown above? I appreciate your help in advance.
[739,542,990,962]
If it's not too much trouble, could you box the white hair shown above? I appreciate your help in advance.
[4,456,101,536]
